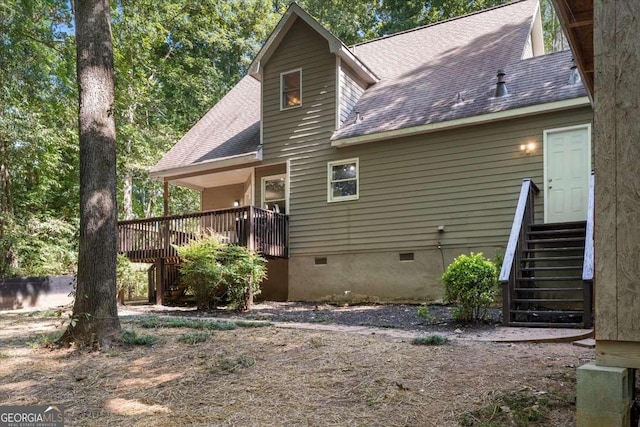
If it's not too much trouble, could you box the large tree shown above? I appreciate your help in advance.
[59,0,120,348]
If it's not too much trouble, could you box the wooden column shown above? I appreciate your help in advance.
[594,0,640,367]
[155,257,164,306]
[163,180,169,217]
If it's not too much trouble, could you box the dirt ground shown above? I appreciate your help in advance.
[0,308,596,427]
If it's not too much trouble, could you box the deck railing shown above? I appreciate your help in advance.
[499,179,540,326]
[582,172,595,327]
[118,206,288,262]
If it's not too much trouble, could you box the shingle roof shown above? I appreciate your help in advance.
[332,0,586,141]
[154,0,587,173]
[151,75,260,174]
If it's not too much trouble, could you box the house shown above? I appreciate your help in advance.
[551,1,640,425]
[119,0,593,308]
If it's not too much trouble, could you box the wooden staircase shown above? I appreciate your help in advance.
[508,221,590,327]
[501,176,594,328]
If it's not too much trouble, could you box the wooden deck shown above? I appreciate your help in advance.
[117,206,289,263]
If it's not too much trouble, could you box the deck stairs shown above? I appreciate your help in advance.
[506,221,590,327]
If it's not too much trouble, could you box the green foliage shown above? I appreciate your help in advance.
[120,329,158,346]
[136,316,237,331]
[416,305,435,323]
[177,331,209,344]
[234,320,272,328]
[28,332,62,349]
[211,354,256,374]
[175,235,226,309]
[175,235,267,311]
[219,245,267,311]
[411,335,449,346]
[13,216,77,276]
[116,255,147,301]
[441,253,498,323]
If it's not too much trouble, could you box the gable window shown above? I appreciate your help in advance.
[262,174,287,214]
[280,69,302,110]
[328,159,358,202]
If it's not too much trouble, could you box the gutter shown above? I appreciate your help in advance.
[332,97,591,147]
[149,149,262,179]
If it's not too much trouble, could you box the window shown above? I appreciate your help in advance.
[262,174,287,214]
[280,69,301,109]
[328,159,358,202]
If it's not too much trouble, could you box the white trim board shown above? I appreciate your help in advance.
[331,97,591,147]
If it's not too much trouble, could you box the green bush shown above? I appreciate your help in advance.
[116,255,147,303]
[175,235,267,311]
[441,252,498,323]
[175,236,226,309]
[219,245,267,311]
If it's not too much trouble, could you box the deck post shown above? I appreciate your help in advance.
[248,206,255,252]
[155,257,164,305]
[163,180,169,217]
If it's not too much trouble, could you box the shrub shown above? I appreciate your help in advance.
[175,235,226,310]
[175,235,267,311]
[219,245,267,311]
[441,252,498,323]
[116,255,147,304]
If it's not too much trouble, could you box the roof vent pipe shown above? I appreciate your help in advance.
[495,69,508,98]
[568,58,582,85]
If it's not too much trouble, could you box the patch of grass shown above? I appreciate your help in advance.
[234,320,272,328]
[0,352,8,359]
[416,305,435,323]
[135,316,237,331]
[411,335,449,346]
[26,309,63,318]
[459,388,567,427]
[120,329,158,346]
[177,331,209,344]
[309,337,324,348]
[211,354,256,374]
[28,332,62,348]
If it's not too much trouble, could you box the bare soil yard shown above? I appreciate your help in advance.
[0,308,595,427]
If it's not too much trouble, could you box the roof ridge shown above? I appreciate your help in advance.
[350,0,529,49]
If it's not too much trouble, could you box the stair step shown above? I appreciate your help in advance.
[506,321,585,328]
[529,221,587,230]
[523,247,584,252]
[521,256,584,262]
[514,287,583,292]
[526,237,585,244]
[527,228,586,236]
[510,310,583,315]
[513,298,584,303]
[520,266,583,271]
[518,276,583,281]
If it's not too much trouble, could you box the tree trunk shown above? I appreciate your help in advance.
[122,105,135,220]
[59,0,120,348]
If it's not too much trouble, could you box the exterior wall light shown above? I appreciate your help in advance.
[233,200,240,207]
[520,142,536,154]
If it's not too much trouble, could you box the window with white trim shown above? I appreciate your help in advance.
[280,69,301,110]
[262,174,287,214]
[328,159,358,202]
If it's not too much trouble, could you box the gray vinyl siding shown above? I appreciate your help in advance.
[338,63,367,125]
[260,18,593,256]
[288,107,592,255]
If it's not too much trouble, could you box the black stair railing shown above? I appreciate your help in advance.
[500,179,540,326]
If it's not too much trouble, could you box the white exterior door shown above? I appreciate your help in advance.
[544,124,591,223]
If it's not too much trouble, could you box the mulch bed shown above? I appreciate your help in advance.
[146,301,503,334]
